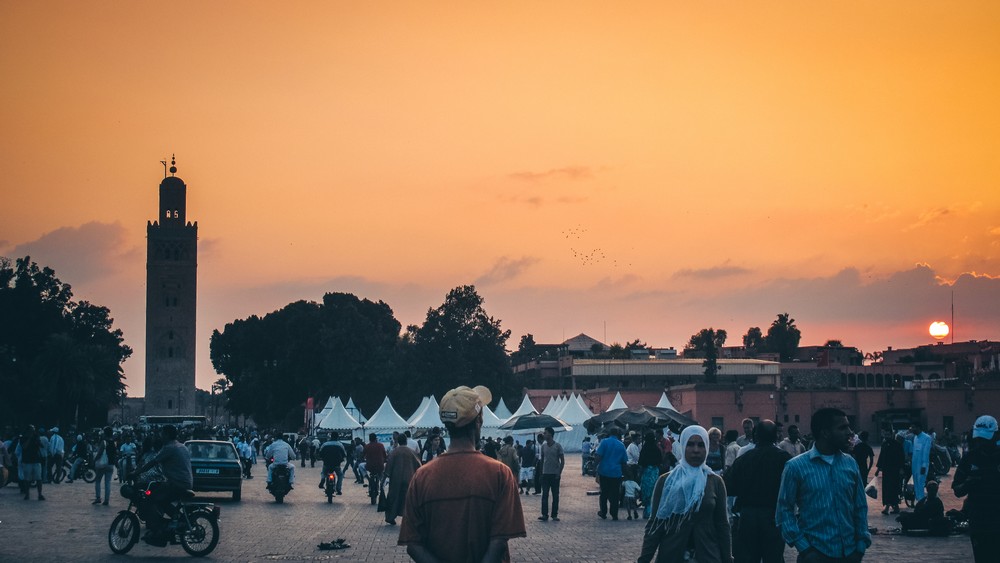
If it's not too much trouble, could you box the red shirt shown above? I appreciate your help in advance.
[363,441,387,473]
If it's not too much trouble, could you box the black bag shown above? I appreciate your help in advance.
[376,483,388,512]
[105,442,119,466]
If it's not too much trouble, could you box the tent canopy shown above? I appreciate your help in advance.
[317,398,361,431]
[510,395,539,418]
[493,398,513,421]
[655,392,676,411]
[364,397,410,430]
[410,396,443,430]
[606,392,629,411]
[408,396,431,425]
[345,397,367,424]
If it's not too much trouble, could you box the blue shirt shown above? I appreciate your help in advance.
[776,446,871,558]
[595,436,627,478]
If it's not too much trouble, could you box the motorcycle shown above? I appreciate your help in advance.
[60,453,97,484]
[366,471,382,506]
[108,479,221,557]
[268,460,292,503]
[322,469,338,503]
[118,453,137,483]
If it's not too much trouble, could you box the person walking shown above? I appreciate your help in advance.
[776,408,870,562]
[92,427,116,505]
[637,425,733,563]
[594,427,628,521]
[952,415,1000,563]
[497,436,520,485]
[17,425,45,500]
[538,426,565,522]
[384,433,421,526]
[851,431,875,482]
[398,385,525,562]
[638,431,663,519]
[47,427,65,484]
[724,420,790,563]
[518,439,536,494]
[874,432,905,514]
[909,422,932,502]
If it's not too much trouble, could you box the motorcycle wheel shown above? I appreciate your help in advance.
[327,492,333,504]
[52,464,67,484]
[180,511,220,557]
[108,511,140,554]
[82,467,97,484]
[275,494,284,503]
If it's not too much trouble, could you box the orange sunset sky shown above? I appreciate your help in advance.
[3,2,999,398]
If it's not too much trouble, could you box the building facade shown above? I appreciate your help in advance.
[144,159,198,415]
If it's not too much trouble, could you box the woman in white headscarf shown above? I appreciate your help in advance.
[637,425,733,563]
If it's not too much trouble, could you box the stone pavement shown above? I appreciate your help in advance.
[0,458,974,562]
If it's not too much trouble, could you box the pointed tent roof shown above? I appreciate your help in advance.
[408,396,430,425]
[552,395,568,418]
[363,397,410,430]
[558,394,596,424]
[563,333,606,353]
[656,392,677,411]
[345,397,367,424]
[493,398,513,421]
[511,394,539,418]
[575,394,593,415]
[481,404,504,428]
[606,391,628,411]
[541,396,556,415]
[317,398,362,431]
[409,396,443,429]
[315,396,337,424]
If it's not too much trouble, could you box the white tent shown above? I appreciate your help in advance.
[510,395,539,418]
[553,393,596,453]
[656,392,677,411]
[407,396,430,425]
[410,396,443,430]
[315,397,337,428]
[317,398,362,432]
[345,397,367,424]
[541,396,556,415]
[493,398,513,421]
[364,397,410,432]
[606,392,629,411]
[480,404,506,440]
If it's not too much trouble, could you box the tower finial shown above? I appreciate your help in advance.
[160,158,168,178]
[170,154,177,176]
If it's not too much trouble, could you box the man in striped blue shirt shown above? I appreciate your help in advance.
[776,408,870,562]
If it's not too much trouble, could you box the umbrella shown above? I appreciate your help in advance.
[498,413,573,434]
[584,406,697,434]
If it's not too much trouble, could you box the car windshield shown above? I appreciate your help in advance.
[187,443,237,460]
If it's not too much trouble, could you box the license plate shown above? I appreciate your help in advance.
[196,468,220,475]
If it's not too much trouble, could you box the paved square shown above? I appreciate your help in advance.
[0,458,974,561]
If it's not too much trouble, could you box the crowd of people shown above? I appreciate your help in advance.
[3,404,998,562]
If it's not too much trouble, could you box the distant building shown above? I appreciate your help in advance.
[144,158,198,415]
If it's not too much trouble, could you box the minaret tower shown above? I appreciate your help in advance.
[145,155,197,414]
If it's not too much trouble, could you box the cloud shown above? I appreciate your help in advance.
[990,226,1000,236]
[474,256,540,286]
[508,166,594,182]
[672,264,752,280]
[7,221,140,284]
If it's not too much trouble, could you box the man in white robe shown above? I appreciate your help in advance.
[910,422,933,502]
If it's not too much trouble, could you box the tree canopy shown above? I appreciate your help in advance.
[765,313,801,362]
[210,285,518,428]
[685,328,727,383]
[0,256,132,429]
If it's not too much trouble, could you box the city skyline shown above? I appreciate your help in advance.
[3,2,999,396]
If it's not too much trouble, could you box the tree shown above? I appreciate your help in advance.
[742,327,764,357]
[510,333,537,364]
[407,286,515,411]
[824,340,844,348]
[763,313,801,362]
[686,328,727,383]
[0,257,131,428]
[210,292,401,427]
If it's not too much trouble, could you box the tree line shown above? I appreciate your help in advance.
[210,285,518,428]
[684,313,802,382]
[0,257,132,429]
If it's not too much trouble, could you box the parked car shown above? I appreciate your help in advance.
[185,440,243,501]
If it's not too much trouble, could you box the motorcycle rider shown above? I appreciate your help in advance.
[132,424,192,546]
[264,433,296,489]
[318,432,347,494]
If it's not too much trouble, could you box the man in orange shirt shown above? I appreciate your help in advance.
[399,385,526,562]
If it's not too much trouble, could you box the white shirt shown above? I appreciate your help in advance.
[736,442,756,459]
[265,439,296,464]
[626,442,640,465]
[48,434,65,456]
[407,438,420,453]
